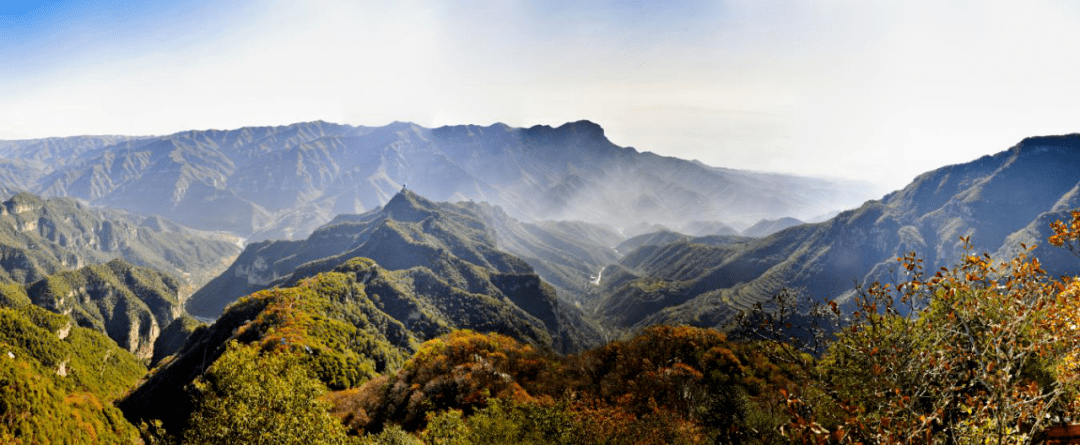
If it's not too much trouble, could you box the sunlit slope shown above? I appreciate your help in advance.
[0,291,146,443]
[189,190,605,352]
[121,254,596,431]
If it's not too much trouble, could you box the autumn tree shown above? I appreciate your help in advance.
[330,330,550,434]
[1050,210,1080,258]
[761,230,1080,444]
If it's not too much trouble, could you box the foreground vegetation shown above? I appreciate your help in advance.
[0,297,146,443]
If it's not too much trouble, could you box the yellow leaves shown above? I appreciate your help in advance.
[1049,210,1080,248]
[819,228,1080,444]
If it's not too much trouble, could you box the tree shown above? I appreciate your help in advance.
[773,236,1080,444]
[332,330,550,433]
[1050,210,1080,258]
[183,342,348,445]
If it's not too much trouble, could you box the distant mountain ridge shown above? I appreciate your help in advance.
[0,120,875,241]
[741,217,804,238]
[594,135,1080,330]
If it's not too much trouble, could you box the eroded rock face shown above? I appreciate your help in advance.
[149,315,204,367]
[27,260,182,361]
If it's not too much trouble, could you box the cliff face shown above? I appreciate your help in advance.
[27,260,182,360]
[0,192,239,362]
[150,314,204,367]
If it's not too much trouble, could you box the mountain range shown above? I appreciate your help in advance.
[188,190,604,352]
[0,121,875,241]
[2,122,1075,338]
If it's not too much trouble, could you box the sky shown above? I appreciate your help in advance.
[2,0,1080,190]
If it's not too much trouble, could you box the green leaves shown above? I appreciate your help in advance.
[0,304,145,443]
[183,342,349,445]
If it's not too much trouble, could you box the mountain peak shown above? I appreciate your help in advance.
[559,120,604,135]
[1009,134,1080,160]
[525,120,606,140]
[385,121,420,131]
[4,192,45,215]
[1015,133,1080,149]
[383,188,437,222]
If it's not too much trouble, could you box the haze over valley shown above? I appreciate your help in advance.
[0,120,880,242]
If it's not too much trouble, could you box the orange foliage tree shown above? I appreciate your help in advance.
[773,227,1080,443]
[329,330,552,433]
[1050,210,1080,257]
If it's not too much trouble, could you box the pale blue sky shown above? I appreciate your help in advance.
[3,0,1080,190]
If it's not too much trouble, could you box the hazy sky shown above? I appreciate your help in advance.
[3,0,1080,190]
